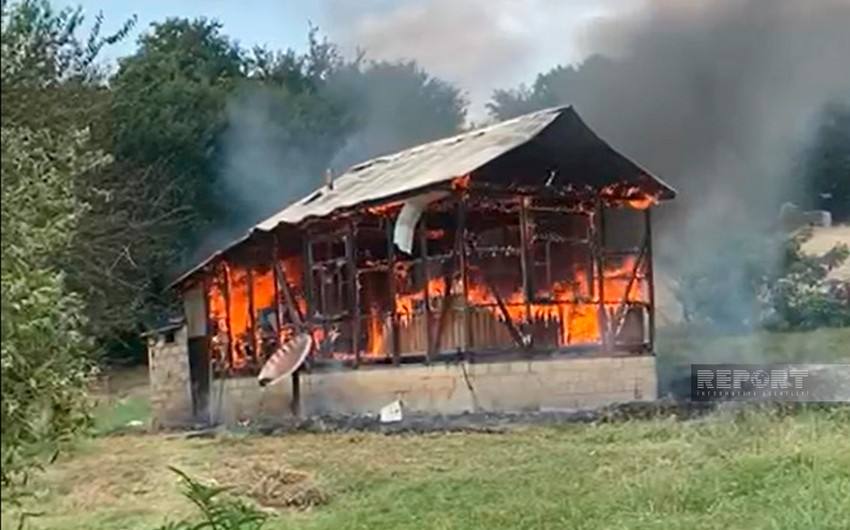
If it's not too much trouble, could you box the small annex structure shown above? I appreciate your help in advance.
[146,106,676,428]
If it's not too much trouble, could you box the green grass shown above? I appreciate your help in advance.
[5,407,850,530]
[5,328,849,529]
[92,395,151,435]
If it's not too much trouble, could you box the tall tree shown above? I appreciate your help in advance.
[110,17,246,232]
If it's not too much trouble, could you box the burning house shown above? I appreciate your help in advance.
[147,106,676,427]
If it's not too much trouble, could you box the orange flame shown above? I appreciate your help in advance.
[387,256,645,347]
[452,174,471,191]
[207,258,306,372]
[365,307,386,356]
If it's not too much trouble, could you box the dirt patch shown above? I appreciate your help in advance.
[212,463,330,509]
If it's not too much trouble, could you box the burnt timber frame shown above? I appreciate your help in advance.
[205,185,657,377]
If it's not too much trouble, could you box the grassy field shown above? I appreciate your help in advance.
[4,407,850,530]
[4,327,850,530]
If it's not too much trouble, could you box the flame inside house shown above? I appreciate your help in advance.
[202,195,654,374]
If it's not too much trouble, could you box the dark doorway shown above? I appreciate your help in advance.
[187,337,210,423]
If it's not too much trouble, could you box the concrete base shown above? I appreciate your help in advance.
[197,354,657,427]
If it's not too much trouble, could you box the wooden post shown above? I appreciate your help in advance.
[595,198,610,351]
[291,371,301,416]
[431,258,457,356]
[201,271,214,422]
[246,267,256,364]
[457,197,471,352]
[388,218,401,362]
[346,223,361,367]
[221,262,234,370]
[303,233,315,329]
[419,220,432,363]
[645,208,656,353]
[519,197,532,325]
[272,237,283,337]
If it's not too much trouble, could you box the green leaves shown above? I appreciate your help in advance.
[157,468,269,530]
[1,126,104,495]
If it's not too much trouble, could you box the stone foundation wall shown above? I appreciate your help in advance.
[191,354,657,427]
[148,326,194,428]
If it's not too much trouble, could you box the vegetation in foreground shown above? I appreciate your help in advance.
[3,407,850,530]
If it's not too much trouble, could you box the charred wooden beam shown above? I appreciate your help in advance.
[387,219,401,362]
[346,224,361,367]
[476,266,528,350]
[594,198,610,350]
[247,267,256,363]
[418,219,431,363]
[221,262,234,371]
[457,197,471,352]
[271,241,284,337]
[202,271,214,386]
[519,197,532,325]
[303,235,315,328]
[611,239,649,339]
[645,208,656,352]
[430,255,457,356]
[274,262,304,331]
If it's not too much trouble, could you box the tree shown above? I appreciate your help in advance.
[0,0,136,493]
[110,17,246,234]
[3,1,189,363]
[1,0,134,131]
[0,126,107,493]
[487,55,618,121]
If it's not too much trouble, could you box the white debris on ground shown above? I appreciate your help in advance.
[379,400,404,423]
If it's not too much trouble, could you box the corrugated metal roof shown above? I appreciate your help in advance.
[171,105,675,287]
[256,105,567,230]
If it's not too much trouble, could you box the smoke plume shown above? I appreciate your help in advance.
[564,0,850,328]
[325,0,628,120]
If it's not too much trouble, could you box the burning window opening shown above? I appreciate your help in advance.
[200,191,654,377]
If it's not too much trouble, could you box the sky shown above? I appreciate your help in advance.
[60,0,632,118]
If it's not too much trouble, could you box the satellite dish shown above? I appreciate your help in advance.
[257,333,313,387]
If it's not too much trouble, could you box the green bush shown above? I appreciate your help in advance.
[760,237,850,330]
[673,231,849,332]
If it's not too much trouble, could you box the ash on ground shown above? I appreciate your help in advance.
[237,400,720,436]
